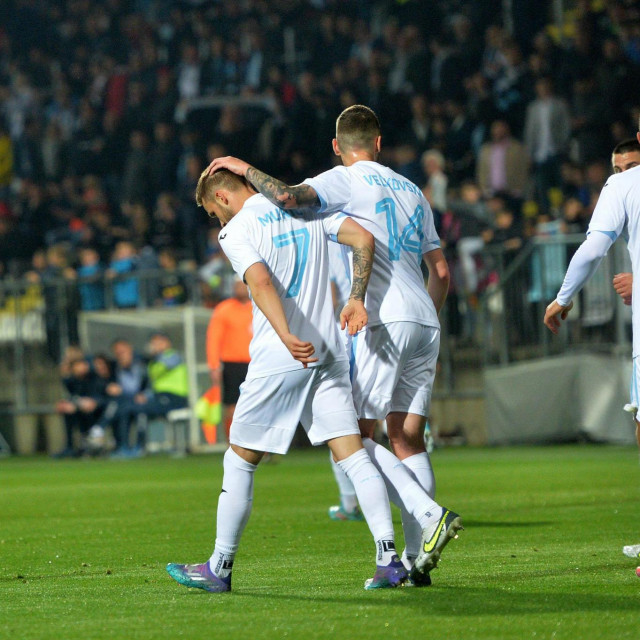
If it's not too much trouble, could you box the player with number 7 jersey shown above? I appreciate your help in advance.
[219,193,349,379]
[165,168,416,592]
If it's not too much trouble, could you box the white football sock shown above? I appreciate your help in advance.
[329,451,358,512]
[362,438,442,530]
[400,452,436,561]
[337,448,397,564]
[209,448,257,578]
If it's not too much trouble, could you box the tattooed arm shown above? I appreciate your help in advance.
[246,166,321,210]
[335,218,375,335]
[206,156,321,210]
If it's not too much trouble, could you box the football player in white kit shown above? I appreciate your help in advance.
[546,134,640,565]
[167,169,413,591]
[208,105,463,585]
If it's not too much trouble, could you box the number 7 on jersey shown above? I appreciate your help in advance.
[273,229,310,298]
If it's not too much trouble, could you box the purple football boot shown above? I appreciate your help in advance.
[364,556,408,590]
[166,562,231,593]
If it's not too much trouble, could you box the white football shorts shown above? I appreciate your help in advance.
[229,360,359,454]
[350,321,440,419]
[624,355,640,419]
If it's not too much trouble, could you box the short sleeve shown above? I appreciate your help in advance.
[322,212,347,242]
[420,196,442,253]
[219,221,263,282]
[304,166,351,214]
[587,177,627,242]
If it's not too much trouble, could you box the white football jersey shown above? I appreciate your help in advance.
[219,194,348,378]
[587,164,640,356]
[327,239,352,309]
[305,161,441,328]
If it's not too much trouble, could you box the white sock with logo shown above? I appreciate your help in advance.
[208,448,257,578]
[400,452,437,563]
[330,452,358,512]
[362,438,442,530]
[337,448,397,564]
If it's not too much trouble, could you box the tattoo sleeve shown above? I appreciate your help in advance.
[349,244,374,301]
[246,166,320,210]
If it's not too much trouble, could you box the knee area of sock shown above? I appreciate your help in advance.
[225,447,258,473]
[336,447,371,475]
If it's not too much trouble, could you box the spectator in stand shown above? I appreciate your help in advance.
[206,277,252,439]
[27,244,79,363]
[149,121,180,195]
[570,75,609,164]
[41,122,66,182]
[476,119,530,201]
[176,43,201,102]
[492,40,530,137]
[150,193,181,253]
[13,117,44,182]
[402,94,434,153]
[480,25,507,82]
[450,14,483,77]
[200,36,227,96]
[444,99,477,184]
[157,247,188,307]
[448,182,493,341]
[54,355,108,458]
[429,34,466,102]
[121,129,151,209]
[524,76,571,214]
[149,70,179,127]
[596,37,637,124]
[558,25,598,99]
[77,246,105,311]
[484,201,527,343]
[107,241,139,309]
[421,149,448,216]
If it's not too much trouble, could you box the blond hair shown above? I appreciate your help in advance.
[195,169,247,206]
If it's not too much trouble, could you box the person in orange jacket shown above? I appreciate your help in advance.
[206,277,252,439]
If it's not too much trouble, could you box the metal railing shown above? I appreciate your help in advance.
[476,235,631,366]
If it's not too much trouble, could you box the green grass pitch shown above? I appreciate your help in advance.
[1,445,639,640]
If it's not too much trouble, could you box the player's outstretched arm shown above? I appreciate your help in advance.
[336,218,375,335]
[423,248,450,314]
[244,262,318,367]
[206,156,321,210]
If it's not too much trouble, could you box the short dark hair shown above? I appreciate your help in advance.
[336,105,381,152]
[195,169,248,207]
[613,137,640,156]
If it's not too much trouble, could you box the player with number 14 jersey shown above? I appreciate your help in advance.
[304,161,441,330]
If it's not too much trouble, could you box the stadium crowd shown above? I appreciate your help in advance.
[1,0,640,348]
